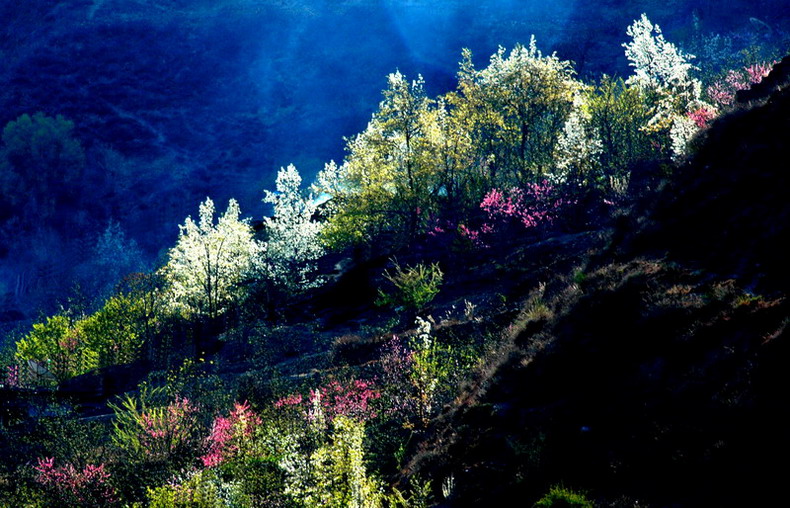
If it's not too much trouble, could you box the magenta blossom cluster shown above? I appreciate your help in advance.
[460,182,572,247]
[687,107,717,128]
[707,62,773,107]
[5,363,21,388]
[480,181,571,227]
[202,401,263,467]
[275,378,381,423]
[34,457,116,506]
[138,396,200,461]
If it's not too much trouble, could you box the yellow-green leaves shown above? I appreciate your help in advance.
[14,294,149,384]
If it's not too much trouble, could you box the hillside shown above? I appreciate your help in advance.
[402,60,790,506]
[1,7,789,507]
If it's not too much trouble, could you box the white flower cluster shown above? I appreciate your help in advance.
[623,14,697,93]
[163,197,256,318]
[257,164,325,292]
[623,14,708,161]
[163,164,326,317]
[553,97,603,184]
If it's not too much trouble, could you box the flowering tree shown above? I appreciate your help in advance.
[706,62,773,107]
[457,37,581,183]
[553,98,603,187]
[163,197,258,318]
[256,164,325,293]
[109,386,202,466]
[316,72,437,246]
[623,14,698,96]
[623,14,709,160]
[202,401,263,468]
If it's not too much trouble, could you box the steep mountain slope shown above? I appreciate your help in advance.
[403,57,790,507]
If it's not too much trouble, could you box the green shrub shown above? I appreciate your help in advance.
[14,294,151,384]
[146,469,228,508]
[534,484,593,507]
[285,415,383,508]
[376,260,443,312]
[78,294,148,367]
[14,314,96,384]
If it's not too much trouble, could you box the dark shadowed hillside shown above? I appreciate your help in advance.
[402,56,790,507]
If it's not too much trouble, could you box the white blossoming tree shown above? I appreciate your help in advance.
[623,13,708,160]
[553,95,603,187]
[256,164,325,293]
[623,14,698,96]
[163,197,257,319]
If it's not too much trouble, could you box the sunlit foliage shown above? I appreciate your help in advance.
[623,14,710,160]
[14,294,149,383]
[457,37,581,183]
[256,164,325,292]
[163,197,257,319]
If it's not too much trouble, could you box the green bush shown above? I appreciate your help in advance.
[534,485,593,507]
[14,294,151,384]
[376,260,443,312]
[14,314,96,384]
[146,469,228,508]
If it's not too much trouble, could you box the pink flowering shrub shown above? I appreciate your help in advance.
[459,182,573,247]
[481,182,570,228]
[706,62,773,107]
[201,401,263,467]
[5,363,21,388]
[136,396,200,462]
[274,378,381,424]
[34,457,116,506]
[687,107,717,129]
[110,389,203,466]
[745,62,773,84]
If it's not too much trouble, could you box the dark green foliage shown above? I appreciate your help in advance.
[0,112,84,222]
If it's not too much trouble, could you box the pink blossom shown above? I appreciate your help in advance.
[708,62,774,107]
[745,62,772,84]
[275,379,381,423]
[274,393,304,408]
[5,364,20,388]
[687,107,717,128]
[201,401,262,467]
[459,224,486,248]
[35,457,116,505]
[463,182,572,245]
[707,81,734,106]
[135,396,200,462]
